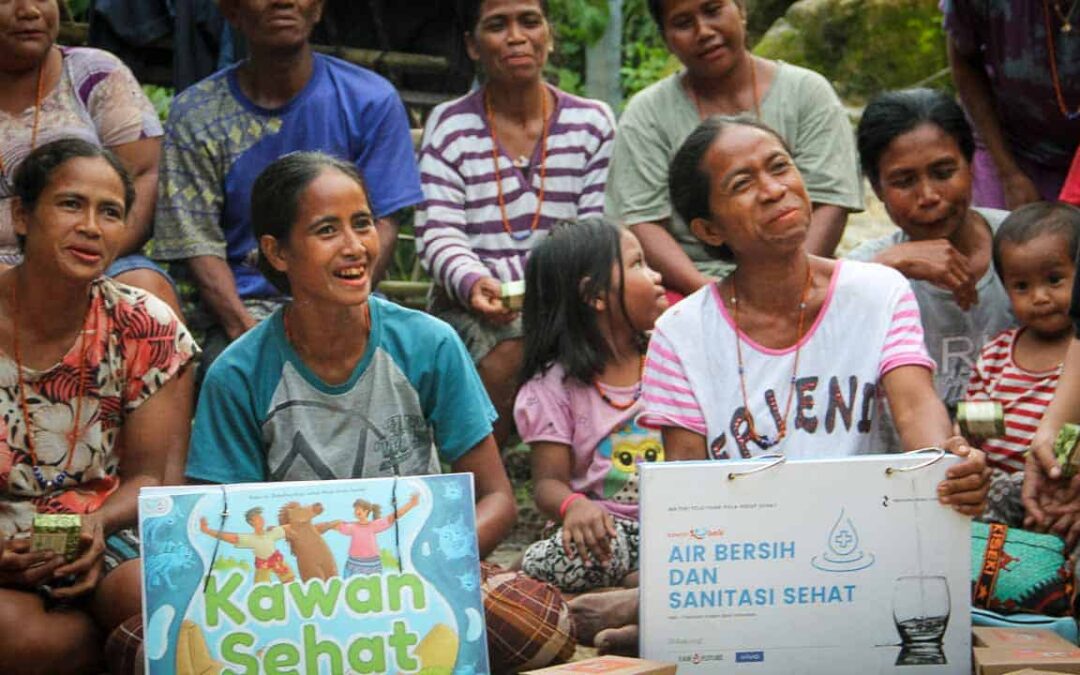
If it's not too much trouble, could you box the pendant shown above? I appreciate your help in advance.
[510,230,534,241]
[1069,109,1080,121]
[1064,21,1073,32]
[32,465,70,491]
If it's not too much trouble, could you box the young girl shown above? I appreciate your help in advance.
[963,203,1080,524]
[334,493,420,577]
[514,220,668,593]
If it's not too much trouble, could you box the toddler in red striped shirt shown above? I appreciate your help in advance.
[966,203,1080,479]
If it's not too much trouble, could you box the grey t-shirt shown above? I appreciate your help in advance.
[846,207,1016,408]
[605,61,865,277]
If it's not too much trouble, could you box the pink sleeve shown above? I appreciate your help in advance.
[373,517,394,533]
[879,289,936,377]
[513,370,574,445]
[639,328,708,435]
[335,522,353,534]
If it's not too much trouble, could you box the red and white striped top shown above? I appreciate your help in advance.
[964,328,1062,473]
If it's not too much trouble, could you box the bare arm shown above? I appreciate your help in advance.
[629,221,712,296]
[531,441,578,520]
[661,427,709,461]
[110,137,161,257]
[199,517,240,544]
[805,204,848,258]
[188,255,256,340]
[1024,337,1080,523]
[451,434,517,558]
[881,364,989,516]
[947,37,1040,208]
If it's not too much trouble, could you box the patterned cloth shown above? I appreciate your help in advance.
[0,47,163,260]
[481,561,577,671]
[0,279,197,537]
[416,85,615,305]
[965,327,1062,473]
[522,518,640,593]
[104,614,144,675]
[942,0,1080,207]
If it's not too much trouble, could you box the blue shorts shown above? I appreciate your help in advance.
[104,253,175,291]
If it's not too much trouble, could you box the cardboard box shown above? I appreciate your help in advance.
[1005,669,1080,674]
[974,628,1076,650]
[974,647,1080,675]
[524,656,677,674]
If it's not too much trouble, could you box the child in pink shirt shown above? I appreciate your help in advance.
[333,492,420,577]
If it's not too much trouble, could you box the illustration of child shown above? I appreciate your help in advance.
[963,203,1080,524]
[332,493,420,577]
[513,221,668,592]
[199,507,295,584]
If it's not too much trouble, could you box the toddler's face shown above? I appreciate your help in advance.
[999,233,1075,339]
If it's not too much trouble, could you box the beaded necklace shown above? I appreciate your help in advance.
[1044,0,1080,120]
[593,354,647,411]
[0,55,48,178]
[9,280,92,492]
[484,85,550,242]
[1052,0,1080,32]
[729,261,813,447]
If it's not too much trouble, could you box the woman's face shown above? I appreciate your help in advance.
[14,156,127,282]
[263,168,379,308]
[466,0,551,86]
[0,0,58,68]
[874,123,973,242]
[690,125,812,260]
[659,0,747,80]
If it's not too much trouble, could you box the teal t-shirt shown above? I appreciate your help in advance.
[186,296,497,484]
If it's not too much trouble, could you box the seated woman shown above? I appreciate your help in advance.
[571,117,991,655]
[0,139,196,674]
[0,0,181,316]
[187,152,575,672]
[847,89,1016,449]
[416,0,616,447]
[605,0,863,297]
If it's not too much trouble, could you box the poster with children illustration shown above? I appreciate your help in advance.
[138,474,488,675]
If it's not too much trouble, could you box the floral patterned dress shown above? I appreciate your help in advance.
[0,279,198,536]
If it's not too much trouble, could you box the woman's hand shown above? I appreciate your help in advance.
[48,514,106,600]
[562,498,617,566]
[938,436,991,516]
[468,278,517,325]
[878,241,976,309]
[1000,169,1041,210]
[0,538,64,589]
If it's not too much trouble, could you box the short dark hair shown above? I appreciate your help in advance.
[646,0,746,30]
[992,201,1080,280]
[12,138,135,252]
[521,219,640,385]
[857,88,974,188]
[668,115,792,261]
[462,0,550,34]
[250,152,368,295]
[244,507,263,524]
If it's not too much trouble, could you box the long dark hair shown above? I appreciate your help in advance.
[521,219,639,385]
[250,152,368,295]
[857,88,975,188]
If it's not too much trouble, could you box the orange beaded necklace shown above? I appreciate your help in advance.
[484,85,551,241]
[593,354,647,411]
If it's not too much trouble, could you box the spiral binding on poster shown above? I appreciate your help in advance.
[203,484,230,592]
[884,446,946,475]
[727,453,786,480]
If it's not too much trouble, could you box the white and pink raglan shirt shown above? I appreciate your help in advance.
[640,260,936,459]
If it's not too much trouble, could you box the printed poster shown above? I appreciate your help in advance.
[138,474,488,674]
[639,453,970,673]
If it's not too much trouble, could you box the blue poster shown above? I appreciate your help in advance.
[138,474,488,674]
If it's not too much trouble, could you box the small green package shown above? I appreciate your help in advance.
[31,514,81,562]
[1053,423,1080,478]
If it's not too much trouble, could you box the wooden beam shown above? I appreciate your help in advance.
[311,44,448,74]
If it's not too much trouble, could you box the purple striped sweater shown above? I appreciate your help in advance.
[416,85,615,303]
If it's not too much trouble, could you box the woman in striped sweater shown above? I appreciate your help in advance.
[416,0,616,447]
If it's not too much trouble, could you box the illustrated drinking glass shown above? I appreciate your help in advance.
[893,575,949,666]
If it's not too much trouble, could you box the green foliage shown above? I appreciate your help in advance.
[62,0,90,21]
[141,84,175,123]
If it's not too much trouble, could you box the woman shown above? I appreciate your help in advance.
[605,0,863,297]
[0,0,180,315]
[0,139,196,674]
[847,89,1015,429]
[188,152,576,672]
[416,0,616,447]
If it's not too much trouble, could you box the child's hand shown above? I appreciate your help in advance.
[561,499,617,567]
[938,437,991,516]
[469,278,517,325]
[199,517,210,533]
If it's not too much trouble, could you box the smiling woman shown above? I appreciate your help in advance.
[0,139,197,675]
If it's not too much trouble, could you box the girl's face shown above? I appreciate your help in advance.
[466,0,551,86]
[14,156,127,283]
[0,0,58,68]
[690,125,812,261]
[660,0,747,80]
[606,230,668,333]
[874,123,973,242]
[998,233,1075,339]
[354,504,370,520]
[262,168,379,308]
